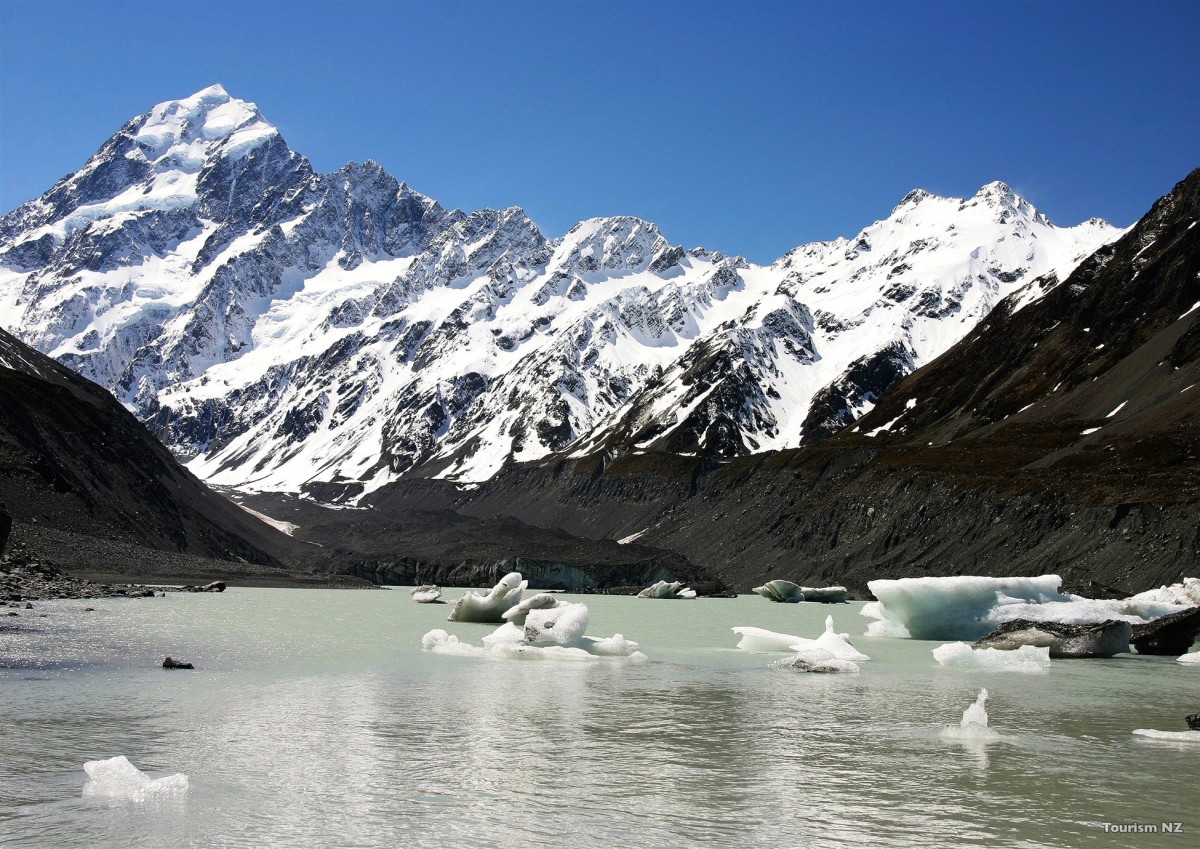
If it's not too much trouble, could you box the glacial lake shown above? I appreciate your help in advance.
[1,588,1197,848]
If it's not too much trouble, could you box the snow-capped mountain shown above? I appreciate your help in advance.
[0,86,1122,498]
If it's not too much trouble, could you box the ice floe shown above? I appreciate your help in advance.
[932,642,1051,672]
[446,572,527,623]
[410,585,442,603]
[733,616,870,662]
[637,580,696,599]
[940,689,1000,741]
[863,574,1195,640]
[769,648,860,673]
[1131,729,1200,743]
[82,756,188,800]
[424,598,646,662]
[1178,651,1200,665]
[752,580,848,603]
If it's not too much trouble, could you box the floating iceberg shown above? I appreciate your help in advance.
[932,641,1051,672]
[734,616,870,661]
[769,648,860,673]
[446,572,527,623]
[752,580,806,603]
[424,598,646,662]
[637,580,697,599]
[410,585,442,603]
[1125,577,1200,608]
[863,574,1193,641]
[1178,651,1200,665]
[800,586,848,604]
[940,688,1000,741]
[82,756,188,800]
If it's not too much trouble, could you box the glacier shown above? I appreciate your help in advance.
[0,86,1125,499]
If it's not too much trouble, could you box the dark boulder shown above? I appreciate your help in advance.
[183,580,226,593]
[162,657,194,669]
[1131,607,1200,656]
[1186,714,1200,731]
[974,618,1132,658]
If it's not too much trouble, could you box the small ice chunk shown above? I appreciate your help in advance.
[932,641,1051,671]
[581,633,641,656]
[940,688,1000,741]
[1132,729,1200,743]
[732,626,808,653]
[410,585,442,603]
[82,756,188,800]
[752,580,805,603]
[637,580,696,599]
[770,647,860,673]
[1178,652,1200,665]
[446,572,528,623]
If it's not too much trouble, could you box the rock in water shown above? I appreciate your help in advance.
[1130,607,1200,656]
[162,657,194,669]
[1186,714,1200,731]
[974,618,1131,658]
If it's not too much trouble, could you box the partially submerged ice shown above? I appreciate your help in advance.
[863,574,1196,641]
[424,598,646,662]
[940,688,1000,741]
[1178,651,1200,665]
[1132,729,1200,743]
[769,648,860,674]
[734,616,870,662]
[752,580,848,603]
[446,572,527,623]
[410,585,442,603]
[637,580,697,599]
[753,580,806,603]
[932,641,1051,672]
[82,756,188,800]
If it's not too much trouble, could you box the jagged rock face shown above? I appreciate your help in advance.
[0,87,1122,499]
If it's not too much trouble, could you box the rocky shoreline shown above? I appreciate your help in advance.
[0,557,221,605]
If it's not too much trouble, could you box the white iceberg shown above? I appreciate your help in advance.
[734,616,870,661]
[1125,577,1200,608]
[82,756,188,800]
[1132,729,1200,743]
[637,580,697,599]
[799,586,848,604]
[1178,651,1200,665]
[932,641,1051,672]
[446,572,528,623]
[769,647,860,673]
[940,688,1000,741]
[863,574,1193,640]
[423,599,645,662]
[410,585,442,603]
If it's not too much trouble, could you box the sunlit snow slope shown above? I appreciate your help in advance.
[0,86,1122,498]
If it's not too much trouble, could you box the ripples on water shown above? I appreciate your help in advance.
[1,589,1197,848]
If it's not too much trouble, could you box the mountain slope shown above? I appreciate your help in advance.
[0,86,1120,499]
[0,325,307,576]
[395,168,1199,595]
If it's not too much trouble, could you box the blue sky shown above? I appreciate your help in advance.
[1,0,1196,263]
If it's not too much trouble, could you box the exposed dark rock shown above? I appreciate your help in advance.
[162,657,195,670]
[1186,713,1200,730]
[974,618,1132,658]
[1131,607,1200,656]
[182,581,226,593]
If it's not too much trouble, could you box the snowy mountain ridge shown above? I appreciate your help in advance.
[0,86,1123,499]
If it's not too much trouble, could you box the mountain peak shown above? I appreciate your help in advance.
[133,85,275,164]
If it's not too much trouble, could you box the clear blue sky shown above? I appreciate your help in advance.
[1,0,1196,263]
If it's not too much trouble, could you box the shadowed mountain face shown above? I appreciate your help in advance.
[0,327,295,573]
[381,168,1199,595]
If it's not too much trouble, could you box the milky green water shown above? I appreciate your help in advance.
[1,588,1196,848]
